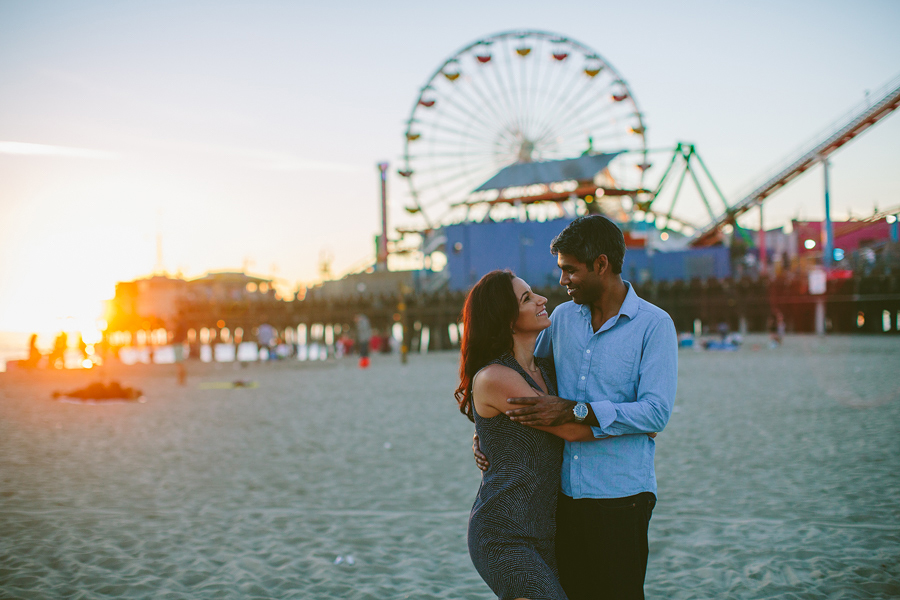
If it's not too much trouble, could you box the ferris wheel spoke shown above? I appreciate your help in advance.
[412,138,508,160]
[537,97,624,146]
[490,39,528,136]
[531,81,619,148]
[526,38,559,140]
[504,36,530,135]
[428,90,514,141]
[454,67,525,141]
[423,158,498,188]
[407,148,499,161]
[412,159,509,177]
[460,45,522,137]
[527,57,595,141]
[475,70,523,141]
[416,112,503,142]
[418,172,491,208]
[437,72,521,138]
[559,83,623,126]
[415,155,498,186]
[553,84,628,136]
[530,73,614,143]
[550,113,636,149]
[417,119,509,148]
[531,48,579,130]
[411,164,492,185]
[409,143,500,165]
[422,69,519,142]
[518,38,542,137]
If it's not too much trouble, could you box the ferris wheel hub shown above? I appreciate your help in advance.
[517,139,535,163]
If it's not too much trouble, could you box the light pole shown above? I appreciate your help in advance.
[821,157,834,270]
[377,162,389,271]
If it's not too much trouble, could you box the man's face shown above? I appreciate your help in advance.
[557,252,603,305]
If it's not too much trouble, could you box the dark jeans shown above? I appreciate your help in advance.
[556,491,656,600]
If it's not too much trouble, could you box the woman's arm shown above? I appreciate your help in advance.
[473,366,594,441]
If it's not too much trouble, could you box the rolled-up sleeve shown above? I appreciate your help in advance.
[590,316,678,436]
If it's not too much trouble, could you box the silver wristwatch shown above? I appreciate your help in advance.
[573,402,589,423]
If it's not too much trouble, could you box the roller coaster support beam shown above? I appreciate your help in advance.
[692,150,730,213]
[821,157,833,270]
[663,158,691,231]
[646,143,730,233]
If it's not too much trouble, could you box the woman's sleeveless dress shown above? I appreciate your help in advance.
[467,353,567,600]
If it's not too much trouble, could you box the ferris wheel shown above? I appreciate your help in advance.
[400,30,648,230]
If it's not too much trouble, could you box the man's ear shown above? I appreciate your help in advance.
[593,255,608,275]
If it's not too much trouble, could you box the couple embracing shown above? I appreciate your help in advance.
[456,216,678,600]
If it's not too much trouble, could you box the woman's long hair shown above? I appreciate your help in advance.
[454,270,519,422]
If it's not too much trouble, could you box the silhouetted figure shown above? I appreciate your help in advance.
[768,311,785,347]
[78,334,88,361]
[355,314,372,368]
[26,334,41,368]
[49,332,68,369]
[257,323,275,360]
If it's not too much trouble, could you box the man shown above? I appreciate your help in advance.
[474,215,677,600]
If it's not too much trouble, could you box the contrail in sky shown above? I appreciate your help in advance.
[0,141,119,160]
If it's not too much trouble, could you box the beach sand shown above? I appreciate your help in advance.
[1,335,898,599]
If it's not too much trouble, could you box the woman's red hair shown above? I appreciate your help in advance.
[454,270,519,422]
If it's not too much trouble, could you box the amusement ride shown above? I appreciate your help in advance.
[389,29,900,271]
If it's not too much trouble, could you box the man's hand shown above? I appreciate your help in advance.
[506,394,576,427]
[473,432,489,471]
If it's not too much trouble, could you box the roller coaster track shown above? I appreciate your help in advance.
[691,72,900,246]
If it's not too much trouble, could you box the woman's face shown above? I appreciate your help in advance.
[511,277,550,334]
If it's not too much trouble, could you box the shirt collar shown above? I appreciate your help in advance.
[578,280,640,323]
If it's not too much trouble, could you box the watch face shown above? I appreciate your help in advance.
[574,403,588,419]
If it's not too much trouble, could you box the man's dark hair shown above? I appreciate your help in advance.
[550,215,625,274]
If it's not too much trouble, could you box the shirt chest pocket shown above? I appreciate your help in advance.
[597,347,636,388]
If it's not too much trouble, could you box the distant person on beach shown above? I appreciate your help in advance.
[26,334,41,368]
[474,216,677,600]
[456,269,599,600]
[257,323,275,359]
[355,314,372,368]
[49,332,68,369]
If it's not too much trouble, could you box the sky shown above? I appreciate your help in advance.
[1,0,898,334]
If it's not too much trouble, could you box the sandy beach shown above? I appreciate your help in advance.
[1,335,898,599]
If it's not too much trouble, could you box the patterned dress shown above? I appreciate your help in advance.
[467,353,567,600]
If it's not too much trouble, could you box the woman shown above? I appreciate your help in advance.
[456,270,595,600]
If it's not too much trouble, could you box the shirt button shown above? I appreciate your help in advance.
[581,376,585,380]
[586,349,591,354]
[574,455,579,460]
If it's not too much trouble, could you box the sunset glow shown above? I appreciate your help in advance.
[1,0,898,346]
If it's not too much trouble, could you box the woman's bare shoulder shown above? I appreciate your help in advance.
[473,364,531,397]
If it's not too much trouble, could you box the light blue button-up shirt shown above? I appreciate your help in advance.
[535,282,677,499]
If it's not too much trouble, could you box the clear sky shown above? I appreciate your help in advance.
[1,0,898,334]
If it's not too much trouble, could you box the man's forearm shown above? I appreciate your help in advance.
[506,394,601,428]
